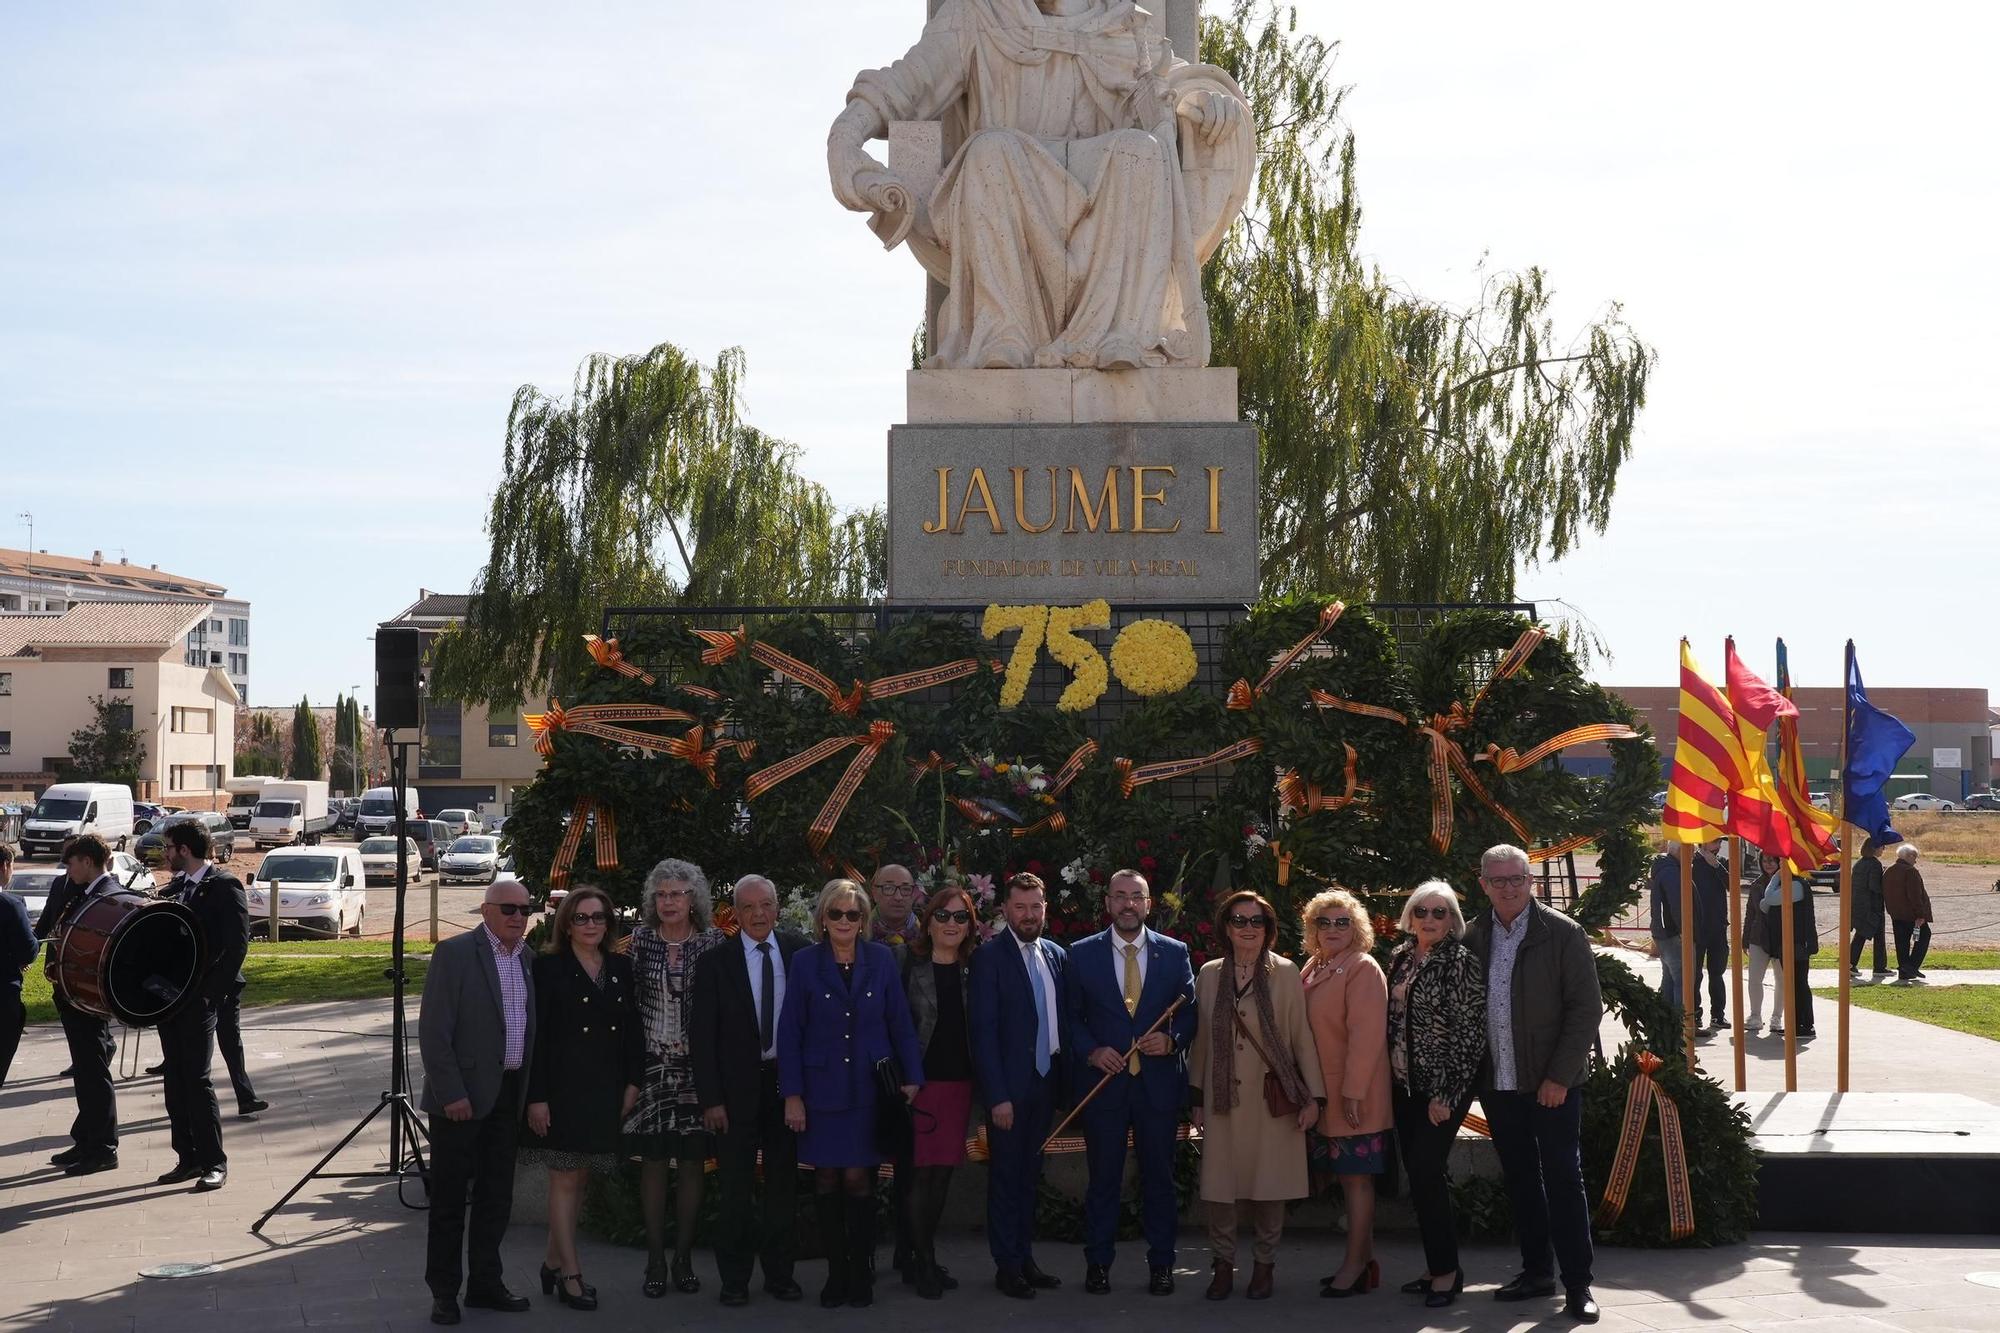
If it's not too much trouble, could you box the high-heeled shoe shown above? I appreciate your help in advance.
[541,1263,561,1296]
[1321,1260,1379,1298]
[671,1254,700,1294]
[1424,1269,1464,1309]
[558,1274,598,1311]
[642,1258,668,1299]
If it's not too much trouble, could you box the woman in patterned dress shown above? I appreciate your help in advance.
[624,858,727,1298]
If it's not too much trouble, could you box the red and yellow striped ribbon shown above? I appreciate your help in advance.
[743,720,898,855]
[952,797,1000,826]
[524,701,699,758]
[1277,743,1362,815]
[549,795,619,889]
[1010,810,1068,839]
[1227,601,1345,710]
[1595,1051,1695,1240]
[693,626,979,717]
[582,634,656,686]
[1113,737,1263,799]
[1049,739,1099,795]
[1477,722,1640,775]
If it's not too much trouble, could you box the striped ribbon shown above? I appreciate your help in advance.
[548,795,618,889]
[952,797,1000,826]
[524,701,699,758]
[1010,810,1068,839]
[1277,743,1362,815]
[743,720,898,855]
[1594,1051,1696,1240]
[677,683,723,702]
[693,625,978,716]
[582,634,656,686]
[1227,601,1345,710]
[1113,737,1263,799]
[1049,739,1098,795]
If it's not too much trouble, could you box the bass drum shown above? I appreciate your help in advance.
[46,891,207,1028]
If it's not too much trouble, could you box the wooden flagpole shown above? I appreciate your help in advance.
[1680,842,1697,1069]
[1837,639,1856,1093]
[1728,834,1746,1091]
[1779,860,1798,1091]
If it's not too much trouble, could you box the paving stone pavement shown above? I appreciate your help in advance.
[5,999,1999,1332]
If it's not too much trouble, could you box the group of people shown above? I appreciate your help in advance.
[1649,835,1939,1040]
[420,845,1607,1327]
[7,828,254,1188]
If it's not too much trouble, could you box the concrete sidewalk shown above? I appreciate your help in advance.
[5,998,2000,1331]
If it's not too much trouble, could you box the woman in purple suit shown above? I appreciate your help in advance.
[778,880,924,1310]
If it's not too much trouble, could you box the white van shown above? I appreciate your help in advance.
[355,785,419,838]
[246,845,369,938]
[19,782,137,859]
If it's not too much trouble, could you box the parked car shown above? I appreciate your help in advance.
[1648,789,1669,812]
[434,808,478,839]
[1892,792,1958,812]
[19,782,136,858]
[133,802,169,836]
[1963,791,2000,811]
[405,819,450,873]
[0,803,23,846]
[134,811,237,867]
[357,836,426,885]
[439,835,501,886]
[246,846,369,938]
[12,851,152,929]
[482,814,509,835]
[1808,790,1833,812]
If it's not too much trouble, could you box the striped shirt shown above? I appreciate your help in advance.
[483,925,529,1071]
[1484,908,1531,1091]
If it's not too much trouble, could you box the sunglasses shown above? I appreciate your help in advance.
[825,908,865,923]
[1227,913,1270,929]
[571,911,607,926]
[1313,916,1353,930]
[934,909,972,924]
[489,903,533,918]
[1411,906,1451,921]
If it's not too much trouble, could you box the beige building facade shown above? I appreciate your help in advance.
[381,592,544,816]
[0,602,239,806]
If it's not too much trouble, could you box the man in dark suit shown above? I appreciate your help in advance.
[0,843,38,1087]
[1067,869,1197,1295]
[37,835,121,1176]
[418,878,539,1326]
[155,820,248,1191]
[152,841,266,1116]
[692,874,808,1307]
[968,871,1068,1299]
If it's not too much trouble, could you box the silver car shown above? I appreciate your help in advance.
[438,835,501,885]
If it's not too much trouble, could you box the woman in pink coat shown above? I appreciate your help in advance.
[1300,888,1391,1299]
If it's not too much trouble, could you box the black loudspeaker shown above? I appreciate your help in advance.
[375,626,423,730]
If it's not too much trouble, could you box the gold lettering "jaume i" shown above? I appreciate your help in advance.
[923,466,1224,536]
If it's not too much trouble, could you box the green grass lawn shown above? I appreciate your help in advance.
[1903,949,2000,971]
[1812,983,2000,1042]
[23,939,432,1023]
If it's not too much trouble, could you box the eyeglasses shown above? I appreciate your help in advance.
[825,908,864,923]
[489,903,533,917]
[1313,916,1352,930]
[571,911,607,925]
[1484,873,1531,889]
[655,887,690,900]
[1226,913,1270,929]
[934,909,972,924]
[1411,906,1451,921]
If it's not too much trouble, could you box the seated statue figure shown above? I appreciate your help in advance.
[828,0,1254,372]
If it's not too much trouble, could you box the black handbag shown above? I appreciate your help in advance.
[873,1057,916,1158]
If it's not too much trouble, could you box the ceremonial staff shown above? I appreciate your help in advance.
[1042,995,1189,1152]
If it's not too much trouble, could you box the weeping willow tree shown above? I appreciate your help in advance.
[1202,3,1652,602]
[430,344,883,706]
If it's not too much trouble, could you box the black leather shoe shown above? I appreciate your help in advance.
[995,1270,1036,1300]
[1495,1273,1558,1302]
[194,1167,227,1192]
[156,1162,202,1185]
[1148,1266,1175,1296]
[1086,1263,1111,1294]
[237,1098,269,1117]
[49,1146,84,1167]
[464,1286,532,1313]
[1021,1261,1061,1290]
[719,1286,749,1307]
[64,1153,118,1177]
[146,1062,166,1076]
[1400,1275,1432,1295]
[763,1277,803,1301]
[430,1297,462,1325]
[1425,1270,1464,1309]
[1565,1286,1601,1323]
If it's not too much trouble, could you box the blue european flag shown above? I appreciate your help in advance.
[1843,644,1915,845]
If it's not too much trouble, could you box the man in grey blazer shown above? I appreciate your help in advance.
[419,878,538,1326]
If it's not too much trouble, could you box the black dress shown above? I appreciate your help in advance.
[521,949,645,1170]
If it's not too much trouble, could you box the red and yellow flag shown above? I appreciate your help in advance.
[1774,639,1839,875]
[1722,638,1803,865]
[1662,641,1741,843]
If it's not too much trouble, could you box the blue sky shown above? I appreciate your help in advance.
[4,1,1996,709]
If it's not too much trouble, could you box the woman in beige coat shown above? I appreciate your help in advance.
[1189,890,1324,1302]
[1300,888,1390,1299]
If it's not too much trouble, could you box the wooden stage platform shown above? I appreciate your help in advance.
[1741,1091,2000,1232]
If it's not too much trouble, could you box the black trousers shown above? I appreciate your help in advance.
[1483,1087,1593,1290]
[0,992,24,1088]
[1787,950,1816,1033]
[1893,919,1932,981]
[1690,935,1728,1025]
[1393,1087,1468,1279]
[159,999,225,1170]
[215,980,258,1105]
[426,1071,522,1299]
[57,998,117,1154]
[714,1061,798,1289]
[1850,910,1888,974]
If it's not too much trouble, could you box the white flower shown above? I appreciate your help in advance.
[1061,858,1088,885]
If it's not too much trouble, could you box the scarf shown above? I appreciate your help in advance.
[1209,952,1312,1115]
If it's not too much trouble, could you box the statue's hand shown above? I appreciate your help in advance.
[1181,89,1244,148]
[829,139,885,213]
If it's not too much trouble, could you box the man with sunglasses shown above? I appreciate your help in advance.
[1066,869,1197,1295]
[1462,844,1604,1325]
[418,878,539,1325]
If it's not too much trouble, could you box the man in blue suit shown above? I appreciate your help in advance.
[1067,869,1197,1295]
[969,871,1069,1299]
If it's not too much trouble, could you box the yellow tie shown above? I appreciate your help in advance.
[1123,942,1141,1075]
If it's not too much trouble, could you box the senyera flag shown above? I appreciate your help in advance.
[1662,640,1739,844]
[1721,637,1805,868]
[1774,638,1840,875]
[1842,642,1916,846]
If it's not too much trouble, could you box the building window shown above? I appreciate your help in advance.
[170,764,224,792]
[108,703,134,731]
[0,672,9,696]
[171,707,214,735]
[211,619,223,633]
[228,653,248,676]
[488,705,519,748]
[108,668,135,690]
[228,618,249,646]
[422,702,463,771]
[0,731,10,756]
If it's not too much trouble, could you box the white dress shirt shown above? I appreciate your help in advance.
[1015,930,1061,1055]
[1110,927,1148,992]
[741,929,786,1060]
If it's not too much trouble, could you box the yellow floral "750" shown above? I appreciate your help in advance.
[981,602,1199,712]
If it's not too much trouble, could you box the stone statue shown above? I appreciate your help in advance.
[829,0,1254,372]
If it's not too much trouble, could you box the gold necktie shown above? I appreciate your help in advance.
[1123,942,1141,1075]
